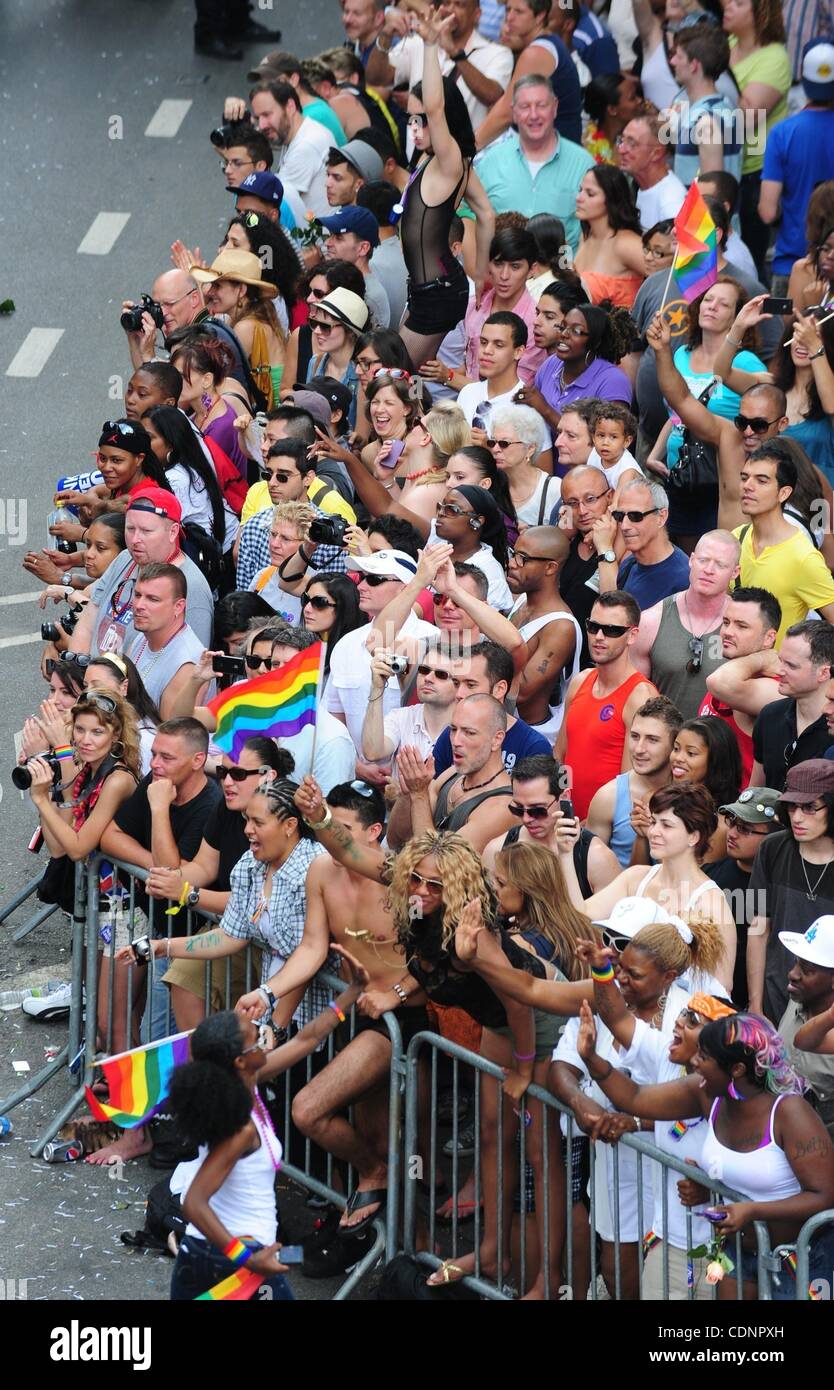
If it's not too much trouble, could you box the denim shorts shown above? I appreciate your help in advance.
[170,1235,294,1301]
[740,1224,834,1301]
[404,271,470,336]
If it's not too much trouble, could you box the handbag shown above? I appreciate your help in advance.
[666,380,719,496]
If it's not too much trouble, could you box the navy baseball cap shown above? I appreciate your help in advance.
[229,171,284,207]
[318,206,380,249]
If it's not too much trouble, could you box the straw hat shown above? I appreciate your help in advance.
[191,249,277,298]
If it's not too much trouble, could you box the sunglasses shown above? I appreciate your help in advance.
[687,637,703,675]
[218,765,270,783]
[721,811,772,834]
[406,112,429,127]
[508,548,549,566]
[508,798,558,820]
[416,663,451,680]
[47,655,91,677]
[245,654,271,670]
[350,779,375,797]
[611,508,660,524]
[241,1022,276,1055]
[734,414,780,434]
[585,619,629,637]
[432,591,455,606]
[101,420,136,436]
[259,468,295,484]
[601,929,630,954]
[409,869,444,891]
[301,593,337,610]
[436,501,473,517]
[677,1007,703,1029]
[487,437,521,451]
[73,692,118,715]
[309,318,337,334]
[371,366,411,381]
[351,572,396,587]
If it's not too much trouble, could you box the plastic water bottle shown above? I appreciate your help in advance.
[0,980,65,1011]
[0,1117,13,1138]
[43,1140,82,1162]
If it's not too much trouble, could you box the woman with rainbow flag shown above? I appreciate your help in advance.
[168,957,368,1301]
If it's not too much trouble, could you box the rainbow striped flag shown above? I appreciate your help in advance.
[206,643,322,761]
[672,183,718,303]
[85,1031,191,1128]
[196,1269,265,1301]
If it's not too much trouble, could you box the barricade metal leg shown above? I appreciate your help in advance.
[11,901,58,943]
[0,871,45,926]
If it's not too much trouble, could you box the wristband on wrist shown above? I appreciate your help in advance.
[513,1050,536,1062]
[223,1237,258,1267]
[165,880,191,916]
[725,334,742,347]
[52,744,74,761]
[594,1060,613,1082]
[811,346,826,359]
[591,963,615,983]
[329,1000,346,1023]
[304,805,332,831]
[391,981,408,1005]
[375,32,392,52]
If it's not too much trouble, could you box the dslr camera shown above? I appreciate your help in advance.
[120,294,165,334]
[41,606,81,643]
[210,119,251,147]
[12,754,65,792]
[308,516,349,546]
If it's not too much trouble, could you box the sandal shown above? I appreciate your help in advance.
[427,1259,465,1286]
[337,1187,387,1240]
[435,1196,482,1225]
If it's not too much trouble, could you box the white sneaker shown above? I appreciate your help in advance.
[21,982,77,1019]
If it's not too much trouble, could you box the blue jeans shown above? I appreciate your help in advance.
[143,966,174,1043]
[171,1235,294,1301]
[740,1225,834,1300]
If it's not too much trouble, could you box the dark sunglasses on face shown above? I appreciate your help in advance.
[409,869,443,891]
[436,501,473,517]
[487,437,520,451]
[432,592,455,606]
[245,654,271,670]
[508,798,558,819]
[734,414,780,434]
[302,593,337,610]
[585,618,629,637]
[309,318,336,334]
[416,664,451,680]
[354,572,396,587]
[611,507,660,524]
[259,467,295,484]
[218,765,270,783]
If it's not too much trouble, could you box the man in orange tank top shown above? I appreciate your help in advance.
[555,589,657,820]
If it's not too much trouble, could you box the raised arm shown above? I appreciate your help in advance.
[312,430,432,537]
[454,899,592,1012]
[647,313,724,448]
[293,776,387,883]
[370,543,453,647]
[415,15,466,182]
[713,295,775,393]
[706,648,782,717]
[576,1000,704,1119]
[462,166,495,300]
[434,558,528,670]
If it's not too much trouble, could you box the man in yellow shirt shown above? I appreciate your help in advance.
[733,439,834,644]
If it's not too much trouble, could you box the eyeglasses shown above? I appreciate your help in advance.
[409,869,443,891]
[218,765,270,783]
[245,654,271,670]
[677,1007,703,1028]
[355,355,382,372]
[644,244,673,260]
[557,323,590,338]
[301,593,337,610]
[487,437,521,451]
[611,508,660,524]
[73,692,118,715]
[101,420,136,436]
[733,414,780,434]
[371,366,411,382]
[220,156,255,171]
[350,571,396,587]
[508,548,549,566]
[259,467,295,484]
[687,637,703,675]
[157,291,195,311]
[508,798,558,820]
[241,1022,276,1055]
[585,619,629,637]
[432,592,455,606]
[721,811,772,834]
[562,491,611,509]
[406,113,429,127]
[416,663,452,680]
[309,319,337,334]
[787,800,828,815]
[436,501,473,517]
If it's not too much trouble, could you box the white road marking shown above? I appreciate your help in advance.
[6,329,64,378]
[144,99,192,137]
[0,632,42,649]
[0,592,42,607]
[77,212,131,256]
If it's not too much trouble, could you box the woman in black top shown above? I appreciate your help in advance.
[399,11,495,364]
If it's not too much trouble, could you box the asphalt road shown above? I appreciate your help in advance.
[0,0,360,1304]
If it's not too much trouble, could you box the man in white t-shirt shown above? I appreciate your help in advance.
[250,80,331,218]
[361,641,455,780]
[457,311,526,438]
[326,549,437,782]
[377,0,514,129]
[617,110,686,226]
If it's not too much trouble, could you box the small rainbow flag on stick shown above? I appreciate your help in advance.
[671,183,719,303]
[206,643,323,761]
[196,1269,265,1301]
[85,1031,191,1128]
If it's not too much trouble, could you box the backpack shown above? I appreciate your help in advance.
[370,1253,480,1300]
[181,522,225,594]
[120,1176,186,1256]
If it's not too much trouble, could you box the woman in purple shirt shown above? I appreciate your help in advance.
[170,336,250,481]
[516,300,634,449]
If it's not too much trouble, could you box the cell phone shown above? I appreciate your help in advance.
[559,799,575,820]
[702,1207,727,1223]
[378,439,404,470]
[278,1244,304,1264]
[762,297,792,316]
[212,654,245,676]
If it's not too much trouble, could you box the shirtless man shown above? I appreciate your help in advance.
[238,781,427,1235]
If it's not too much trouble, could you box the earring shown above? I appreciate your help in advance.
[469,518,481,530]
[584,350,592,366]
[727,1079,745,1101]
[112,740,125,759]
[200,391,213,411]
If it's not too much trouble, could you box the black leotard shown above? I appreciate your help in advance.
[400,155,468,286]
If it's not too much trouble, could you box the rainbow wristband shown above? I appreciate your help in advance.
[329,1001,346,1023]
[591,964,615,984]
[53,745,74,760]
[223,1237,257,1267]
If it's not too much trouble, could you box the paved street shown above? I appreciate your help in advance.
[0,0,353,1302]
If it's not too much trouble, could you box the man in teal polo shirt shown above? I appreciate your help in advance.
[474,74,594,253]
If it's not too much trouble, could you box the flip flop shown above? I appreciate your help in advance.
[427,1259,465,1286]
[337,1188,387,1240]
[435,1196,482,1225]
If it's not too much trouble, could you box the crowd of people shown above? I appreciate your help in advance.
[15,0,834,1302]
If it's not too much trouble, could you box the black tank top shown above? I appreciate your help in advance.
[503,824,595,900]
[400,156,468,286]
[407,919,546,1030]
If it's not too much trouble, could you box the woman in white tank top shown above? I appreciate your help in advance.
[576,1008,834,1300]
[169,967,366,1300]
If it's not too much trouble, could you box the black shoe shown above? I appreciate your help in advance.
[195,37,245,60]
[148,1115,198,1169]
[234,20,283,41]
[442,1121,476,1157]
[302,1230,371,1279]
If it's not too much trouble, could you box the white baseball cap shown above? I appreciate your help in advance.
[593,896,692,944]
[802,41,834,101]
[778,916,834,970]
[348,549,418,585]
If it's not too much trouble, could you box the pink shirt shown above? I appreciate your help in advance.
[464,288,546,386]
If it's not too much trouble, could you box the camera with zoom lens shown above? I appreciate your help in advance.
[120,294,165,334]
[41,607,80,643]
[210,120,251,148]
[308,516,349,546]
[12,754,65,792]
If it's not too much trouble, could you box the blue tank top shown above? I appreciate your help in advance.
[528,34,583,144]
[610,772,636,870]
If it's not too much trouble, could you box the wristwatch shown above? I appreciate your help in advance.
[259,986,278,1013]
[185,886,201,908]
[599,549,617,564]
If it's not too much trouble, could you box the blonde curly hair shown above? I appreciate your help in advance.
[388,830,497,951]
[71,687,141,778]
[494,842,600,981]
[629,912,725,981]
[271,500,316,538]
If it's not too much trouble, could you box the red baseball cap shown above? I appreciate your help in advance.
[127,486,183,523]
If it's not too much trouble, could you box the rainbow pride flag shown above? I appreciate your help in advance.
[196,1269,265,1301]
[85,1031,191,1128]
[672,183,718,303]
[206,643,322,761]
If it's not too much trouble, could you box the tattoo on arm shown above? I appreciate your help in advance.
[793,1134,834,1160]
[185,930,221,953]
[329,821,363,863]
[536,659,550,674]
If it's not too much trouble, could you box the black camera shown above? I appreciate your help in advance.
[12,754,65,792]
[120,294,165,334]
[55,538,76,555]
[210,120,250,148]
[41,608,80,643]
[308,516,349,546]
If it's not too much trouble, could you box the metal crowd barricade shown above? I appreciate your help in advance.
[402,1030,778,1301]
[0,867,59,942]
[794,1210,834,1300]
[12,853,403,1299]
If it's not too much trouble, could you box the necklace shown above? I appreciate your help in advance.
[799,849,834,901]
[683,590,721,639]
[402,465,435,483]
[461,767,503,794]
[252,1089,283,1170]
